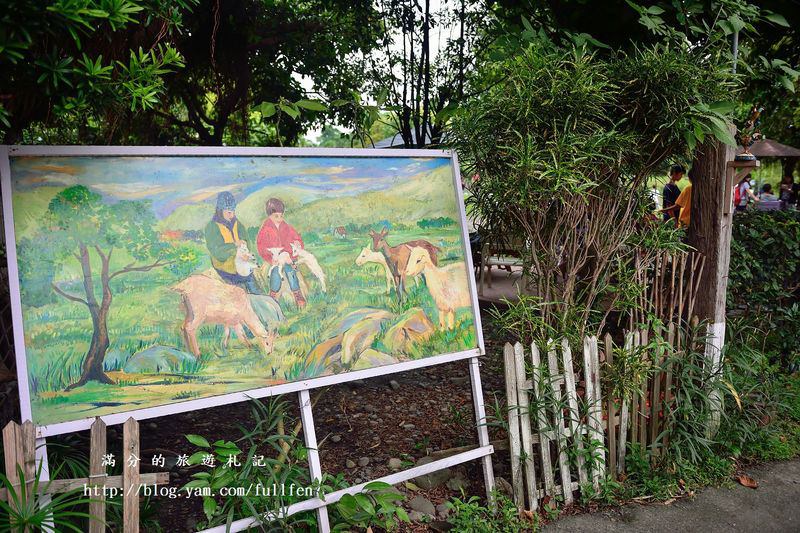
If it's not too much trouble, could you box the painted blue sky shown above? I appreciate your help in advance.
[10,155,451,218]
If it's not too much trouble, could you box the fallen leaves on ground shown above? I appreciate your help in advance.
[736,474,759,489]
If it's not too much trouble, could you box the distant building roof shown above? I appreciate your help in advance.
[738,138,800,158]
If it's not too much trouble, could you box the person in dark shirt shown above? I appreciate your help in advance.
[662,164,685,223]
[780,173,798,209]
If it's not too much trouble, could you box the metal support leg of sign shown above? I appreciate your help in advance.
[298,389,331,533]
[201,358,495,533]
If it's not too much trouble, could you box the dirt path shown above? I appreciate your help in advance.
[545,459,800,532]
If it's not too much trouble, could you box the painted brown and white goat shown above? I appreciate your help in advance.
[404,247,470,330]
[368,227,439,302]
[171,274,277,356]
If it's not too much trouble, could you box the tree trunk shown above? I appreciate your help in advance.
[686,133,735,438]
[687,136,735,324]
[782,157,796,179]
[67,246,114,390]
[67,305,113,390]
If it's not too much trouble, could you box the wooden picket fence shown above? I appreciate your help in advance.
[1,418,169,533]
[503,337,605,510]
[504,322,699,509]
[631,249,704,328]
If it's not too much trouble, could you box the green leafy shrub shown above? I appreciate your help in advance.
[715,321,800,461]
[450,39,732,337]
[447,492,537,532]
[181,397,317,530]
[729,209,800,361]
[332,481,408,531]
[0,464,95,532]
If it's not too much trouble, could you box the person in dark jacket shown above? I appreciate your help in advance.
[662,164,685,223]
[205,191,262,294]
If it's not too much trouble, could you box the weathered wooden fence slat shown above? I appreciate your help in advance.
[123,417,141,533]
[530,343,556,498]
[546,342,574,506]
[513,343,538,510]
[560,339,589,489]
[583,336,605,487]
[3,420,23,490]
[638,329,649,450]
[89,418,107,533]
[503,343,525,506]
[604,333,616,476]
[649,325,664,455]
[617,332,632,474]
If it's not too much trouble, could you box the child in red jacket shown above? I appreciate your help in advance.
[256,198,306,308]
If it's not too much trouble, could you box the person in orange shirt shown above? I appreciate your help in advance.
[659,167,694,227]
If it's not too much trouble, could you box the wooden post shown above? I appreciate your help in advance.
[3,421,23,492]
[687,134,753,437]
[604,333,617,476]
[123,418,140,533]
[89,418,107,533]
[617,332,633,474]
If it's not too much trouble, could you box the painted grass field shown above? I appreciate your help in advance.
[24,226,477,425]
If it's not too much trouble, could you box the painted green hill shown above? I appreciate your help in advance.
[236,184,320,227]
[158,184,320,231]
[11,186,63,238]
[290,165,460,233]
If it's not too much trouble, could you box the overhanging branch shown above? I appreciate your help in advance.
[109,259,173,280]
[51,283,89,307]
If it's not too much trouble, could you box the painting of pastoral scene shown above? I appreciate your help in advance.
[7,154,479,426]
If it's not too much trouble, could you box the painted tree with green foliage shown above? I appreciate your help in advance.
[32,186,172,389]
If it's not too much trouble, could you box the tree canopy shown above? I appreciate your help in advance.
[1,0,798,148]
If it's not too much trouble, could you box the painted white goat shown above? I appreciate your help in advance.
[355,246,393,294]
[267,247,292,281]
[234,241,258,277]
[290,241,326,292]
[404,247,470,330]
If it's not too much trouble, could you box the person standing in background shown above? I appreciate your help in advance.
[658,166,694,228]
[662,164,685,223]
[779,173,796,209]
[735,174,759,212]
